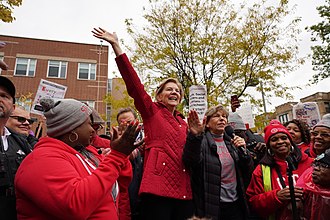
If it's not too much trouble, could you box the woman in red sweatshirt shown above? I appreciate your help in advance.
[246,120,313,220]
[15,98,140,220]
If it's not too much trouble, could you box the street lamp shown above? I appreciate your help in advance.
[247,78,267,114]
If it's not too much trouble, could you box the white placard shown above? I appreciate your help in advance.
[236,102,255,128]
[31,79,67,115]
[189,85,207,121]
[292,102,321,128]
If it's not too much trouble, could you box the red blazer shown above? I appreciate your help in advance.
[115,54,192,200]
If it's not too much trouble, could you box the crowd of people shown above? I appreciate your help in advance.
[0,29,330,220]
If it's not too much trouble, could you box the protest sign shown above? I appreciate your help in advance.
[292,102,321,127]
[189,85,207,121]
[31,79,67,115]
[236,102,255,128]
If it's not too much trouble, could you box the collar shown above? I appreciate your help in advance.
[156,101,185,119]
[3,127,11,137]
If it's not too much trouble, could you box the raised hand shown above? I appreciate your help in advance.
[92,27,118,45]
[110,120,142,156]
[92,27,123,56]
[188,110,205,136]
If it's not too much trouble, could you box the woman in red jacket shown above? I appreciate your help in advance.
[93,27,194,220]
[296,149,330,220]
[246,120,313,220]
[284,119,311,154]
[15,98,140,220]
[306,117,330,158]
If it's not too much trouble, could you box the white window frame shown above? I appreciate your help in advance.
[279,113,289,124]
[78,63,96,80]
[14,58,37,77]
[47,60,68,79]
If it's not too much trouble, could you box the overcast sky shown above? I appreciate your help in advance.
[1,0,329,111]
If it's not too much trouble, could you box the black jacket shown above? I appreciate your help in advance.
[183,131,254,220]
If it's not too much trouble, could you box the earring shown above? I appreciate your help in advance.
[291,146,294,152]
[69,132,78,142]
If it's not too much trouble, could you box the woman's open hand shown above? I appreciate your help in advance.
[110,120,142,156]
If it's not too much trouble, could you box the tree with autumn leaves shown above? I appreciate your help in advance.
[0,0,22,23]
[123,0,303,114]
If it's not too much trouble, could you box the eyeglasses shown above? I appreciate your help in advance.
[9,116,35,124]
[312,161,330,169]
[311,131,330,139]
[92,124,104,131]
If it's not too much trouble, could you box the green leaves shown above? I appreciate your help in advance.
[307,0,330,84]
[125,0,302,113]
[0,0,22,23]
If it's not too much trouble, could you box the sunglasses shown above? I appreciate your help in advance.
[92,124,104,131]
[10,116,35,124]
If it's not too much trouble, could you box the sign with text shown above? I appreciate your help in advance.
[189,85,207,121]
[236,102,255,128]
[292,102,321,128]
[31,79,67,115]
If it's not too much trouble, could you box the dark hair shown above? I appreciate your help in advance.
[116,107,138,123]
[284,119,311,144]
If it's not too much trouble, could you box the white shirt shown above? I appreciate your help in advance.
[1,127,11,151]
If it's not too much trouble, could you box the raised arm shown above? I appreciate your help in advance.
[92,27,155,118]
[187,109,205,136]
[92,27,123,57]
[182,110,205,169]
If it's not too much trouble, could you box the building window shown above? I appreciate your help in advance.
[47,60,67,78]
[325,102,330,113]
[15,58,36,76]
[279,113,289,124]
[78,63,96,80]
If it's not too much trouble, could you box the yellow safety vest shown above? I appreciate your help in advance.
[261,165,275,220]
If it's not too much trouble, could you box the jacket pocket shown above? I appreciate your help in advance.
[151,149,167,176]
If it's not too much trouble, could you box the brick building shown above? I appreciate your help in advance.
[0,35,108,135]
[275,92,330,124]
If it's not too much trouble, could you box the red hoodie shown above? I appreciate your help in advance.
[246,153,313,220]
[15,137,131,220]
[296,167,330,220]
[90,134,132,220]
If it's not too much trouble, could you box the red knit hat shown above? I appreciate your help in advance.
[264,120,293,144]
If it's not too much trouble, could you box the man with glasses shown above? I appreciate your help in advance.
[87,104,110,150]
[307,116,330,158]
[296,149,330,219]
[6,106,38,147]
[0,76,32,219]
[116,107,144,220]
